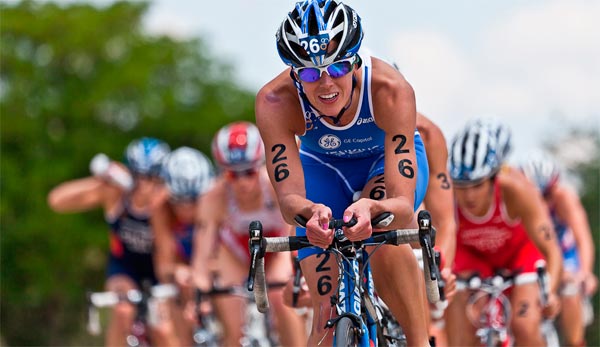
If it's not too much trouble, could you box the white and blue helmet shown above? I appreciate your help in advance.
[449,123,501,185]
[465,117,512,162]
[520,151,561,194]
[161,147,214,200]
[125,137,170,176]
[276,0,363,67]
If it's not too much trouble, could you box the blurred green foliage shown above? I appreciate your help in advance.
[572,134,600,347]
[1,1,254,345]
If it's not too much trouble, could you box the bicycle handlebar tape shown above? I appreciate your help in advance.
[423,253,441,303]
[254,257,269,313]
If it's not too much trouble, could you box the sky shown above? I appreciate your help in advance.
[142,0,600,165]
[17,0,600,165]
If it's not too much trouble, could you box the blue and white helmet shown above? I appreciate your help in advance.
[161,147,214,200]
[465,117,512,162]
[449,123,501,185]
[276,0,363,67]
[520,151,561,194]
[125,137,170,176]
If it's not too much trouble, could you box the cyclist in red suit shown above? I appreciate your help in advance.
[444,120,563,346]
[192,121,306,346]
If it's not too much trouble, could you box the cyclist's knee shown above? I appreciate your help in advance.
[111,302,136,323]
[511,314,542,341]
[150,320,177,341]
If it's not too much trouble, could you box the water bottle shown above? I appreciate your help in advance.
[90,153,134,191]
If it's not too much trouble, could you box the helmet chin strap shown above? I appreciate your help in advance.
[290,70,357,125]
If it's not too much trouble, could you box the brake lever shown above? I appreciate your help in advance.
[418,210,437,281]
[434,251,446,301]
[247,220,264,291]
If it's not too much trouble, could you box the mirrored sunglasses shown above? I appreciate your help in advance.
[293,57,356,83]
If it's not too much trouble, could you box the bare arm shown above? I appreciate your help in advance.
[151,201,177,283]
[502,171,563,294]
[256,80,311,221]
[554,186,596,293]
[47,176,120,213]
[191,180,225,291]
[417,113,456,268]
[369,60,417,228]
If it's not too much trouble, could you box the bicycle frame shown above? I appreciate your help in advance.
[248,210,442,347]
[326,231,378,346]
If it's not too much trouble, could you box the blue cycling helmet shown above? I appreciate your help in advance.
[520,151,561,195]
[276,0,363,67]
[465,117,512,162]
[449,123,501,185]
[161,147,214,200]
[124,137,170,176]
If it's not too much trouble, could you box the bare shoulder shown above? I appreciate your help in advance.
[498,166,540,201]
[255,70,305,135]
[551,183,580,210]
[416,113,447,148]
[370,57,414,99]
[369,57,416,130]
[199,177,227,217]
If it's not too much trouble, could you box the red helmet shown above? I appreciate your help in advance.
[211,121,265,171]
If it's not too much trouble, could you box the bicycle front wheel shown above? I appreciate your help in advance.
[335,317,359,347]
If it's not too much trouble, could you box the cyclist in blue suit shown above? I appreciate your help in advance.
[47,137,180,347]
[255,1,430,345]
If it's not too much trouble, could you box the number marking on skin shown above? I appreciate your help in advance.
[392,134,409,154]
[271,144,290,182]
[398,159,415,179]
[369,175,386,200]
[539,225,552,241]
[437,173,451,190]
[316,252,332,295]
[517,301,529,316]
[392,134,415,178]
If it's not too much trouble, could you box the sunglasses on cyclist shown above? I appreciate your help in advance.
[293,56,356,83]
[226,168,258,180]
[169,196,197,205]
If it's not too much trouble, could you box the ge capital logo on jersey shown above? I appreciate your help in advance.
[319,134,341,150]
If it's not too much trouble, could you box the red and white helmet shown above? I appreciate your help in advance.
[211,121,265,171]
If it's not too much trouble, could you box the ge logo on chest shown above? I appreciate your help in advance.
[318,134,341,150]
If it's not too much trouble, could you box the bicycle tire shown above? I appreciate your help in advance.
[485,331,495,347]
[334,317,359,347]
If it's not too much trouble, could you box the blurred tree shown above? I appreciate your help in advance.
[0,1,254,345]
[572,133,600,347]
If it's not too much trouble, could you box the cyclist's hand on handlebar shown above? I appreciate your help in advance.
[580,271,598,296]
[441,268,457,303]
[305,204,333,249]
[343,199,374,241]
[543,291,561,319]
